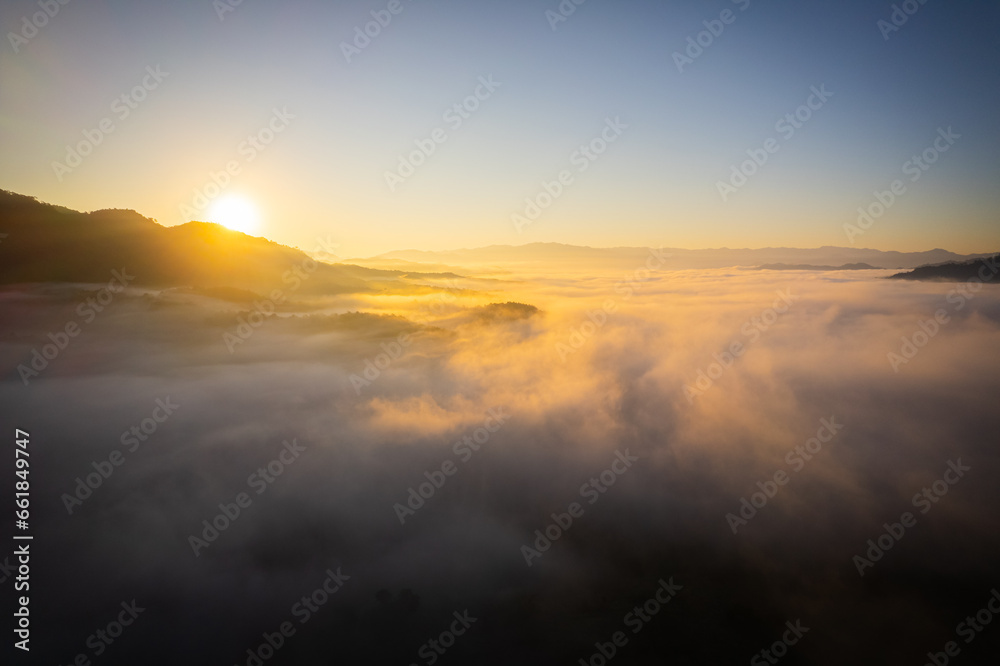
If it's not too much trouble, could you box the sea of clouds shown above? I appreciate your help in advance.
[1,264,999,664]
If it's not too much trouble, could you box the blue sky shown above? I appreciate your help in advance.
[1,0,998,255]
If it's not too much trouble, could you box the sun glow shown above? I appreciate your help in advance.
[208,195,260,235]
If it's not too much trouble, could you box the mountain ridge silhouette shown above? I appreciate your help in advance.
[0,189,429,295]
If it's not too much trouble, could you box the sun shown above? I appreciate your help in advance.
[208,195,260,235]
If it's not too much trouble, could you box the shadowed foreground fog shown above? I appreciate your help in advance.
[2,266,999,665]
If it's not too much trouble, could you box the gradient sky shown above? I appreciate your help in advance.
[1,0,998,257]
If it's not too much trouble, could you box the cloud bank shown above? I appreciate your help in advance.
[2,264,999,664]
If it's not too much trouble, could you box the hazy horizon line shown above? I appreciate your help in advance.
[6,187,998,260]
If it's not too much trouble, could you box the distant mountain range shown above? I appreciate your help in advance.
[2,190,997,289]
[356,243,996,272]
[753,263,880,271]
[888,255,1000,282]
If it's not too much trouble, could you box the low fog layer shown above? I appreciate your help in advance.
[2,263,999,665]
